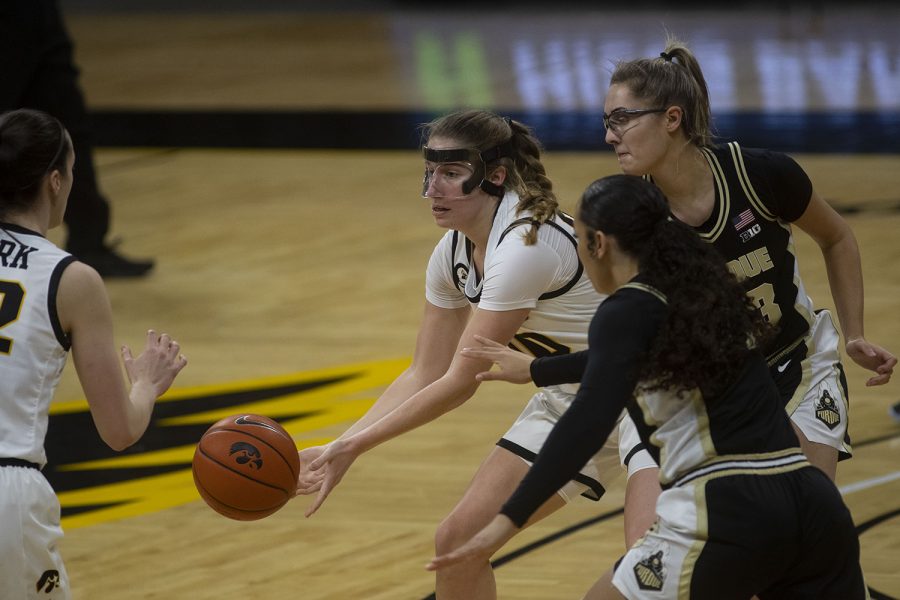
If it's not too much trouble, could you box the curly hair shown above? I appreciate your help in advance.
[0,108,71,219]
[422,110,557,245]
[578,175,772,398]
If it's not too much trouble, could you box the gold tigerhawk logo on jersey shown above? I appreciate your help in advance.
[815,389,841,430]
[633,549,665,591]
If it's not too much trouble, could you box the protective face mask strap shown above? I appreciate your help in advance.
[422,143,512,198]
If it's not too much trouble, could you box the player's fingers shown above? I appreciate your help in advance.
[305,482,332,517]
[475,371,501,382]
[866,373,892,386]
[158,333,172,349]
[425,547,475,571]
[295,479,322,496]
[472,334,504,348]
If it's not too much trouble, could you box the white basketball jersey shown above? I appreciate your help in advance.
[425,191,603,358]
[0,224,74,466]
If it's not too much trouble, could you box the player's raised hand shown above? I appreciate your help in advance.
[460,335,534,384]
[425,514,518,571]
[122,329,188,396]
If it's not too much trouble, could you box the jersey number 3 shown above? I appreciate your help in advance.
[0,280,25,354]
[747,282,782,325]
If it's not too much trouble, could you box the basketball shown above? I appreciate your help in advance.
[192,414,300,520]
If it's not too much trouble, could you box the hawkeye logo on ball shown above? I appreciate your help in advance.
[229,442,263,469]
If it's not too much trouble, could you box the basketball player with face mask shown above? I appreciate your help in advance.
[296,110,658,600]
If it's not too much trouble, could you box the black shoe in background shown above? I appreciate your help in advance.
[890,401,900,424]
[70,245,155,278]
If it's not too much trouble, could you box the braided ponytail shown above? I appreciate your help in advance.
[504,118,558,244]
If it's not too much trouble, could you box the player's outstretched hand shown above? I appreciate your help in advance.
[425,514,518,572]
[295,445,327,496]
[460,335,534,384]
[845,338,896,386]
[122,329,188,397]
[303,438,360,517]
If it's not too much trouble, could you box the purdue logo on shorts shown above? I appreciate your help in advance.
[633,549,665,591]
[36,570,61,593]
[815,389,841,430]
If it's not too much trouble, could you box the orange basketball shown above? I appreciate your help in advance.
[192,414,300,520]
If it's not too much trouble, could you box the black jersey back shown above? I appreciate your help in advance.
[696,142,816,365]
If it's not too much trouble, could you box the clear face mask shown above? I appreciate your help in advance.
[421,144,511,199]
[422,147,483,198]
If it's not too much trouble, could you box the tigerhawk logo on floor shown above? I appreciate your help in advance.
[45,358,408,530]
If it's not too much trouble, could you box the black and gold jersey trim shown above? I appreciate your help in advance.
[699,148,731,242]
[728,142,777,222]
[621,282,667,305]
[670,449,807,488]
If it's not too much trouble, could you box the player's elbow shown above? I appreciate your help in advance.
[96,418,146,451]
[100,428,138,451]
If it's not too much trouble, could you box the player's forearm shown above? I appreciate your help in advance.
[338,367,437,440]
[349,375,479,454]
[821,233,865,341]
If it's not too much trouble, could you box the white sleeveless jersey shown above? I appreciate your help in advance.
[425,191,603,360]
[0,224,74,466]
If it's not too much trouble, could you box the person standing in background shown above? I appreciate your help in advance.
[0,0,154,277]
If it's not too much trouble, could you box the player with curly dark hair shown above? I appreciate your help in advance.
[427,174,866,599]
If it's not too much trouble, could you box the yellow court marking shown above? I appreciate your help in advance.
[53,357,409,530]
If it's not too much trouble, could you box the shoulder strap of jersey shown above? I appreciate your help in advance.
[620,281,668,305]
[726,142,777,222]
[495,212,584,301]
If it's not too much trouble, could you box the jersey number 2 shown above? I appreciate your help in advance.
[0,280,25,354]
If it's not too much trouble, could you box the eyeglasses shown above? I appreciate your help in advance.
[602,108,667,136]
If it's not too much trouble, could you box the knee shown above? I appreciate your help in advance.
[434,513,467,554]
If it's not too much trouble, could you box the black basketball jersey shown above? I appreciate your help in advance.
[694,142,816,366]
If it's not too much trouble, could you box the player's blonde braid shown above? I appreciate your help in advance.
[504,118,559,245]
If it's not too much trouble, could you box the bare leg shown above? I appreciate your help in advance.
[434,446,566,600]
[790,421,838,481]
[582,567,626,600]
[623,467,659,548]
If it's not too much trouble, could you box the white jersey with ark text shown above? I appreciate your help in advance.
[0,223,74,467]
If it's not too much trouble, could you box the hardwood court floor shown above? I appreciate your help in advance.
[46,148,900,599]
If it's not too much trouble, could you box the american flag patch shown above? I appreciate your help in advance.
[732,209,755,231]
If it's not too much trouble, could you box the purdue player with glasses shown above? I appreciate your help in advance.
[0,109,187,599]
[427,174,867,599]
[599,39,895,492]
[296,110,656,599]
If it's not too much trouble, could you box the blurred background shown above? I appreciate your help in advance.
[62,0,900,152]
